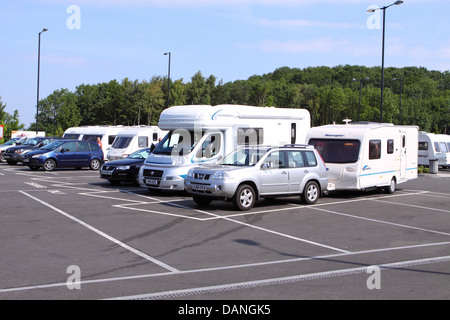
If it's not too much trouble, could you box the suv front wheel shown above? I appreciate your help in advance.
[233,184,256,211]
[302,181,320,204]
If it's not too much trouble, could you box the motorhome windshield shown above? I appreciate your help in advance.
[153,130,203,156]
[309,139,360,163]
[112,136,132,149]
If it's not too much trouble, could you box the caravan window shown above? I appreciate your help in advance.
[138,136,148,148]
[308,139,360,164]
[152,132,159,142]
[439,142,449,153]
[112,136,132,149]
[369,140,381,160]
[108,135,116,145]
[237,128,264,145]
[418,142,428,151]
[64,134,80,140]
[82,134,101,143]
[387,139,394,154]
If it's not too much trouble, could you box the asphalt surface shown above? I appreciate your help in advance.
[0,162,449,302]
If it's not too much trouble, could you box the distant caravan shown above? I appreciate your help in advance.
[307,121,419,194]
[418,131,450,168]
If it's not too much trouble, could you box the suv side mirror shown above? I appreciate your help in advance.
[261,162,272,169]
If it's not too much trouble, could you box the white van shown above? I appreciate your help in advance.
[139,104,311,192]
[63,126,125,158]
[307,121,419,193]
[418,132,450,168]
[107,126,167,161]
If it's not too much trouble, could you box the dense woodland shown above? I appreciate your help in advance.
[1,65,449,141]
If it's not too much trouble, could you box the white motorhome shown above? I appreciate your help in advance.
[63,126,125,157]
[418,132,450,168]
[307,121,419,194]
[107,126,167,161]
[139,104,311,191]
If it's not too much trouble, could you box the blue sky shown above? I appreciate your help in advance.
[1,0,449,127]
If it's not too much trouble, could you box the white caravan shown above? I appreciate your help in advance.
[139,104,311,191]
[307,122,419,193]
[107,126,167,161]
[63,126,125,157]
[418,132,450,168]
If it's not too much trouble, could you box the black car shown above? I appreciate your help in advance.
[3,137,63,165]
[100,147,152,185]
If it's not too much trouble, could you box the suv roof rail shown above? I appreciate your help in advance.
[282,144,312,148]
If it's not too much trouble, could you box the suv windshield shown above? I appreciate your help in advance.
[220,147,270,166]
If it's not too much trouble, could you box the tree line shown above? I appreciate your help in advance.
[1,65,449,142]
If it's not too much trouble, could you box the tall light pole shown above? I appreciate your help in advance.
[36,28,48,134]
[352,77,370,122]
[367,1,403,123]
[164,52,171,109]
[393,78,403,124]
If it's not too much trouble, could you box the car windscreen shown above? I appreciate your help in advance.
[112,136,132,149]
[22,138,41,146]
[41,141,66,150]
[308,139,360,163]
[220,148,269,166]
[128,148,151,159]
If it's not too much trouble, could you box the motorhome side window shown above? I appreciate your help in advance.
[369,140,381,160]
[197,134,221,159]
[387,139,394,154]
[138,136,148,148]
[237,128,264,145]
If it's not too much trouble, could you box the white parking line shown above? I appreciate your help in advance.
[19,191,179,273]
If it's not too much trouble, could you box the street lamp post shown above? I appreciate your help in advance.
[393,78,403,124]
[367,1,403,123]
[164,52,171,109]
[36,28,48,134]
[352,77,370,121]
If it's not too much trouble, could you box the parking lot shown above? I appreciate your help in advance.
[0,162,449,301]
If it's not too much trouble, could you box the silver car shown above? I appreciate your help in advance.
[185,145,328,210]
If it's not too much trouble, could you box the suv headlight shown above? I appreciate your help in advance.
[212,171,234,180]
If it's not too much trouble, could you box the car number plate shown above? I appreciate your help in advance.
[23,158,29,163]
[146,178,158,185]
[193,184,206,191]
[101,170,112,175]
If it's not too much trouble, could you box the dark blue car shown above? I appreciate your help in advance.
[23,139,104,171]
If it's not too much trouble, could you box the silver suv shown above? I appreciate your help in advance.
[185,145,328,210]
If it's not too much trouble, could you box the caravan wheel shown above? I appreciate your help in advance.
[385,178,396,194]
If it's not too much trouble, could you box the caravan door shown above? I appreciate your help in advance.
[400,132,407,179]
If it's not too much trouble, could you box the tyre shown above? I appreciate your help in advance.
[29,166,40,171]
[232,184,256,211]
[193,196,212,207]
[89,159,101,170]
[108,179,121,185]
[43,159,56,171]
[302,181,320,204]
[384,177,396,194]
